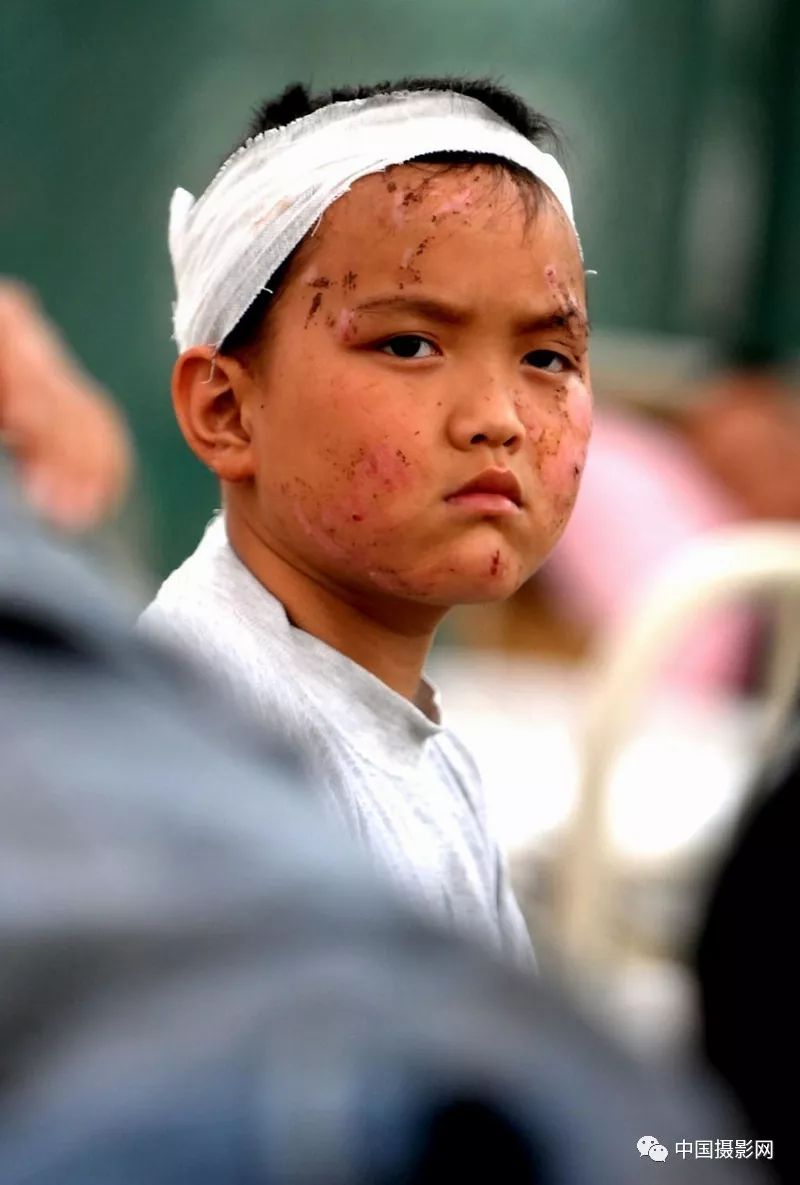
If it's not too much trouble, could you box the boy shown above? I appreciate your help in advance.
[140,77,592,968]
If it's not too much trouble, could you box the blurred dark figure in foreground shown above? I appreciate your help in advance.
[0,299,763,1183]
[695,710,798,1185]
[0,476,763,1185]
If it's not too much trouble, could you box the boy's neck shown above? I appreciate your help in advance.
[225,507,447,703]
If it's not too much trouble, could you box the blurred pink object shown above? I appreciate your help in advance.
[545,408,753,691]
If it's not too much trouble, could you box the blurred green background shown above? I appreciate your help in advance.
[2,0,798,576]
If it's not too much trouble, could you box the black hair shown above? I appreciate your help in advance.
[219,77,561,356]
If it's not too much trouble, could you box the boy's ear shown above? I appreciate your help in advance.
[171,347,256,482]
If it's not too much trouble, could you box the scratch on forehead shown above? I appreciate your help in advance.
[544,263,587,328]
[431,187,473,218]
[336,308,356,341]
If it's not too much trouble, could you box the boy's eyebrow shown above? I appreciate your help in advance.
[351,295,590,337]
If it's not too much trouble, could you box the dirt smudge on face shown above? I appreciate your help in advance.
[389,175,439,227]
[305,292,323,326]
[346,442,415,497]
[402,188,424,207]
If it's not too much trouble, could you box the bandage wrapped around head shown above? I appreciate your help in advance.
[168,90,579,353]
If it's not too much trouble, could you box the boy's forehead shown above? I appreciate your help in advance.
[297,163,583,293]
[323,163,518,236]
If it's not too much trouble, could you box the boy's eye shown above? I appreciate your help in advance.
[379,335,438,359]
[525,349,571,373]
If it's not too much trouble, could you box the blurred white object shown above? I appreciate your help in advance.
[557,522,800,969]
[545,406,752,692]
[432,653,758,869]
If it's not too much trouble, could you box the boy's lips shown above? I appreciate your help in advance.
[444,468,523,514]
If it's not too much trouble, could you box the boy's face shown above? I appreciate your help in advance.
[235,163,591,607]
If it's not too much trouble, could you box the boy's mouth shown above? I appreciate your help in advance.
[444,468,523,514]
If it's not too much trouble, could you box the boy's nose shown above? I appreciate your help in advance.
[446,379,525,454]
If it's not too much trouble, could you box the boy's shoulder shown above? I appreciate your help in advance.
[138,514,303,712]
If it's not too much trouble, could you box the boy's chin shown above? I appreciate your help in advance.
[425,562,529,606]
[431,540,535,605]
[443,575,524,605]
[349,540,537,606]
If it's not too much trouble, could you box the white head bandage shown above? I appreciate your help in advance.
[169,90,578,352]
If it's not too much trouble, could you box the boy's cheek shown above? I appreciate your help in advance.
[270,438,423,551]
[565,380,593,438]
[538,428,589,513]
[320,440,422,530]
[515,384,592,510]
[347,440,415,490]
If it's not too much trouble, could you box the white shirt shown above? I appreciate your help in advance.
[139,514,533,969]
